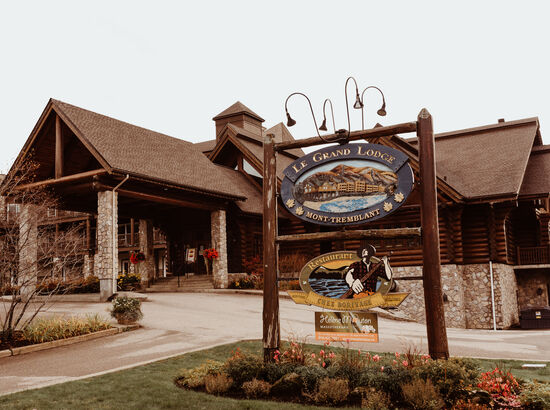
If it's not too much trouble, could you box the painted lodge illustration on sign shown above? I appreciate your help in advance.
[281,143,414,226]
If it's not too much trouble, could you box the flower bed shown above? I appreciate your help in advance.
[0,314,111,350]
[174,340,550,408]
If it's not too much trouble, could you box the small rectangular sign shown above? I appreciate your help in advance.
[185,248,197,263]
[315,311,379,343]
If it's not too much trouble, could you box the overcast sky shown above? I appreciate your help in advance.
[1,1,549,172]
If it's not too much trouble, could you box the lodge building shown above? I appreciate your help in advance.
[1,99,550,330]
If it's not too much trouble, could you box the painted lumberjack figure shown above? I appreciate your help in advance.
[344,245,393,297]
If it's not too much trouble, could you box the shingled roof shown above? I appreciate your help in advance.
[407,118,541,200]
[520,145,550,196]
[212,101,264,122]
[51,99,245,200]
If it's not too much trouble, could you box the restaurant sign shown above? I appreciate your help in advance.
[315,311,379,343]
[287,248,408,311]
[281,143,414,226]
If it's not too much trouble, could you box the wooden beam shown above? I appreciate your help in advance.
[274,121,417,151]
[418,108,449,360]
[263,132,280,362]
[276,227,421,243]
[93,182,220,211]
[14,169,107,191]
[55,114,64,179]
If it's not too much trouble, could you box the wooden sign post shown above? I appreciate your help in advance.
[262,133,280,362]
[418,109,449,359]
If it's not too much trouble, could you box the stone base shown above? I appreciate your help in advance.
[100,278,115,302]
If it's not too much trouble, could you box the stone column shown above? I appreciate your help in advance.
[95,191,118,301]
[211,209,228,288]
[139,219,155,286]
[18,205,38,299]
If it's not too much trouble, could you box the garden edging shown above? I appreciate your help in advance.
[0,324,139,358]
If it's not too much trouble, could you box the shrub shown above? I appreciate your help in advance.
[270,372,304,399]
[314,377,349,405]
[401,378,445,409]
[223,349,263,387]
[355,387,391,410]
[204,373,233,395]
[477,367,521,408]
[520,381,550,409]
[22,314,111,344]
[242,255,263,276]
[174,360,224,389]
[259,362,299,384]
[294,365,328,392]
[275,340,308,365]
[117,273,141,291]
[242,378,271,399]
[278,279,301,291]
[110,296,143,324]
[279,253,309,275]
[357,366,413,401]
[228,277,255,289]
[412,358,478,404]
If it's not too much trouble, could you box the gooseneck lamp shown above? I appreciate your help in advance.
[360,86,387,130]
[319,98,336,133]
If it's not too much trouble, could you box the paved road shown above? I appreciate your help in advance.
[1,292,549,396]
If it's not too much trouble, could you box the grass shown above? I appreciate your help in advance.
[0,340,548,409]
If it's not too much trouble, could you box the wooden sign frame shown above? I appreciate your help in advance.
[262,114,449,362]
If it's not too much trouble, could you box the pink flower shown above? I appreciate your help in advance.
[320,350,325,355]
[329,352,335,359]
[358,349,361,354]
[380,366,384,372]
[322,361,326,368]
[395,352,400,358]
[402,360,409,367]
[311,353,316,358]
[373,355,380,362]
[393,360,397,365]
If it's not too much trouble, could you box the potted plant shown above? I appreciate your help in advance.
[110,296,143,325]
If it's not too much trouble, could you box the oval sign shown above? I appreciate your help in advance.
[281,143,413,226]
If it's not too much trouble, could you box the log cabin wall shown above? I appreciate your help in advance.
[462,205,490,264]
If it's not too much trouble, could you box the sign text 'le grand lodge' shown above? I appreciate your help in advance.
[281,143,414,226]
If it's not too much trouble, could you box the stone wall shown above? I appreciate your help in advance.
[463,264,494,329]
[139,219,155,286]
[95,191,117,301]
[493,263,519,328]
[516,269,550,309]
[211,209,228,288]
[18,205,38,299]
[393,264,466,328]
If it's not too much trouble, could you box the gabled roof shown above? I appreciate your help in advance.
[215,165,263,214]
[8,99,245,201]
[194,139,217,153]
[212,101,264,122]
[407,117,540,200]
[520,145,550,197]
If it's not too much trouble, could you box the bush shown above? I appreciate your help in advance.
[278,280,301,291]
[174,360,224,389]
[314,377,349,405]
[412,358,479,404]
[223,350,263,387]
[401,378,445,409]
[259,362,298,384]
[228,277,255,289]
[35,275,100,295]
[294,365,328,392]
[520,381,550,409]
[242,378,271,399]
[357,366,413,401]
[355,387,391,410]
[204,373,233,395]
[110,296,143,324]
[22,314,111,344]
[117,273,141,291]
[270,372,304,399]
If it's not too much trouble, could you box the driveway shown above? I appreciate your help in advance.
[1,292,549,396]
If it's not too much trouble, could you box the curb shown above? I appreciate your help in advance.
[0,324,140,358]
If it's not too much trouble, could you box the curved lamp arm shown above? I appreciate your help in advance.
[360,86,387,130]
[320,98,336,133]
[284,92,321,138]
[344,76,363,139]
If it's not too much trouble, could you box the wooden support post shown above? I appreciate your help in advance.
[263,132,280,362]
[130,218,135,246]
[418,109,449,360]
[55,114,64,179]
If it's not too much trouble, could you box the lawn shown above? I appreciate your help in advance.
[0,340,548,409]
